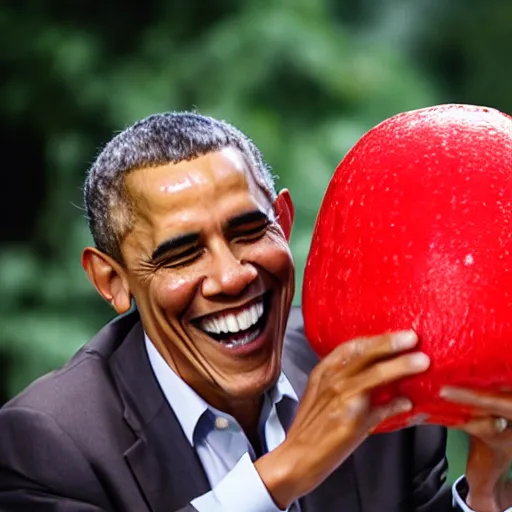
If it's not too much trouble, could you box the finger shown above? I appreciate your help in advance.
[369,413,431,434]
[406,413,431,427]
[349,351,430,394]
[440,387,512,419]
[324,330,418,375]
[366,397,414,429]
[455,416,512,437]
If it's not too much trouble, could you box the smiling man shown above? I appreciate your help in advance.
[1,112,512,512]
[89,142,295,453]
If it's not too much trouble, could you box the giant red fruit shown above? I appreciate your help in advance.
[302,104,512,433]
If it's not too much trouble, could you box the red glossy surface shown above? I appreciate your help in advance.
[302,104,512,432]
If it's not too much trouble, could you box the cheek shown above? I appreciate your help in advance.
[242,234,294,283]
[151,271,201,314]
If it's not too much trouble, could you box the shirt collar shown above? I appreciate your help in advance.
[144,333,298,445]
[269,372,299,405]
[145,334,208,445]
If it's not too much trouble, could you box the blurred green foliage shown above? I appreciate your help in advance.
[1,0,511,481]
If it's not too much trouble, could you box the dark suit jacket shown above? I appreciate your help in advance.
[0,307,455,511]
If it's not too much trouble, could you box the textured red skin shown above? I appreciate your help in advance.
[302,104,512,433]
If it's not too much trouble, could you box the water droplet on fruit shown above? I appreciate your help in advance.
[464,254,474,266]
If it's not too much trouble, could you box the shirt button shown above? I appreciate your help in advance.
[214,417,230,430]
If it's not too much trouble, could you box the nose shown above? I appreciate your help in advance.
[201,243,258,297]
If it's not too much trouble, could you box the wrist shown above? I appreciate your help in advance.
[466,492,501,512]
[254,442,303,509]
[467,473,511,512]
[496,475,512,510]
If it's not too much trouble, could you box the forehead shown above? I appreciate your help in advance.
[124,147,269,232]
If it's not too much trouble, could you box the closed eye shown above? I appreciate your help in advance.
[230,222,270,243]
[160,246,205,269]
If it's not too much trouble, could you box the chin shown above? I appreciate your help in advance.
[225,360,282,400]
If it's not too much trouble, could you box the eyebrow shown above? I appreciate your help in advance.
[149,210,270,263]
[226,210,270,231]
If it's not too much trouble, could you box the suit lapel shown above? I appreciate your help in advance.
[109,318,210,512]
[123,408,210,512]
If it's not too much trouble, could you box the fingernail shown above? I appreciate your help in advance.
[408,413,430,426]
[393,330,418,350]
[410,352,430,369]
[440,387,456,398]
[395,398,413,412]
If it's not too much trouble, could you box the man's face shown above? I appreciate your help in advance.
[120,147,295,406]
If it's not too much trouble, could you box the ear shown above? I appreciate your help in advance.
[81,247,132,314]
[273,188,295,241]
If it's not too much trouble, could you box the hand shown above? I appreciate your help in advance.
[255,331,430,509]
[441,387,512,511]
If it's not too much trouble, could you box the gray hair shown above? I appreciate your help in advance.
[83,112,277,262]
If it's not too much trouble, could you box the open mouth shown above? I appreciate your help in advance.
[193,292,272,349]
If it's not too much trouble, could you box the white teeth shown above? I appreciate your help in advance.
[249,306,257,326]
[199,299,265,335]
[226,314,238,333]
[217,316,229,333]
[203,319,215,332]
[225,327,261,349]
[238,310,251,331]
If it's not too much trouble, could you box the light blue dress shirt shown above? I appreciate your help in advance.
[452,476,512,511]
[145,334,300,512]
[145,334,501,512]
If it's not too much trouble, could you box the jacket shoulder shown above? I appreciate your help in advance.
[1,311,140,436]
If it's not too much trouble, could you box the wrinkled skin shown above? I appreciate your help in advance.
[82,147,295,431]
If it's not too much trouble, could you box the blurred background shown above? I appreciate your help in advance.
[2,0,512,482]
